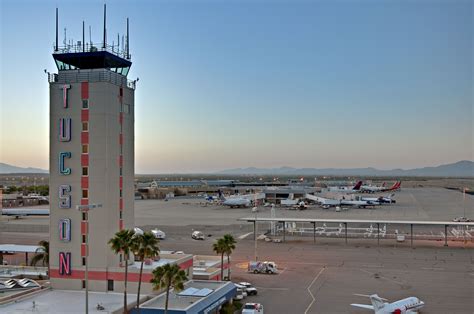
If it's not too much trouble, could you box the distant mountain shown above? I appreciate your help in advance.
[0,163,48,174]
[216,160,474,177]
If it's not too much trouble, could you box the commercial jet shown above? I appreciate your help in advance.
[305,194,379,209]
[351,294,424,313]
[218,191,251,208]
[360,182,401,193]
[358,194,396,204]
[327,181,363,194]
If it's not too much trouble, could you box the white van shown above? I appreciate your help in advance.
[192,231,205,240]
[242,303,264,314]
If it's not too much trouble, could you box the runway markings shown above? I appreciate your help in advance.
[304,266,326,314]
[238,232,254,240]
[359,269,405,286]
[421,267,445,271]
[362,264,384,268]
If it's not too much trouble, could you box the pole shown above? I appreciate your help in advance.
[410,224,413,247]
[254,211,258,262]
[312,222,316,243]
[377,223,380,246]
[283,222,286,242]
[85,211,89,314]
[344,222,348,245]
[444,225,448,247]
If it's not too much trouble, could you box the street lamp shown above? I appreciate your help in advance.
[252,206,258,261]
[76,203,102,314]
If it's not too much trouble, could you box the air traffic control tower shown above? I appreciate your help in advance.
[48,6,136,291]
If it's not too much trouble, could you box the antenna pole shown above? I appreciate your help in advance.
[126,18,129,59]
[55,8,58,51]
[82,21,85,52]
[103,3,107,49]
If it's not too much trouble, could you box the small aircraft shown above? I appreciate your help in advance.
[351,294,424,314]
[360,182,401,194]
[2,208,50,218]
[327,181,363,194]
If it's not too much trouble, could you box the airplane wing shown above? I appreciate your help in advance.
[350,304,374,310]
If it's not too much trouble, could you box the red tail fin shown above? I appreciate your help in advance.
[353,181,362,190]
[382,182,386,187]
[390,181,401,190]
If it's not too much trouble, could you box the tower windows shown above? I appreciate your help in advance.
[82,99,89,109]
[82,122,89,131]
[82,144,89,154]
[82,189,88,199]
[82,167,88,176]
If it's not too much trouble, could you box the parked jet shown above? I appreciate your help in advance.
[360,182,401,193]
[218,191,251,208]
[327,181,363,194]
[358,194,396,204]
[2,208,50,218]
[351,294,424,313]
[305,194,378,209]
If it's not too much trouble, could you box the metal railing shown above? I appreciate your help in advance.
[53,42,131,61]
[48,69,136,90]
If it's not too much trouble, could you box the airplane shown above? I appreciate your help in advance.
[351,294,424,313]
[327,181,363,194]
[305,194,379,209]
[218,191,251,208]
[358,194,396,204]
[360,181,401,194]
[2,208,50,218]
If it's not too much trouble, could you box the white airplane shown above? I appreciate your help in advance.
[360,182,401,193]
[218,191,251,208]
[351,294,424,313]
[359,194,396,204]
[305,194,378,209]
[327,181,363,194]
[2,208,50,218]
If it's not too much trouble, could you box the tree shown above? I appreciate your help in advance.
[30,240,49,267]
[150,263,188,314]
[108,229,135,314]
[222,234,236,280]
[132,232,160,311]
[213,238,226,280]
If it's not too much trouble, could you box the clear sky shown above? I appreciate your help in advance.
[1,0,472,173]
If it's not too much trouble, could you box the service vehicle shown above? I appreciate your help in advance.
[191,231,205,240]
[151,228,166,239]
[248,261,278,274]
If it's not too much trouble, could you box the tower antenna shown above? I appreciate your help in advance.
[103,3,107,49]
[126,17,129,59]
[82,21,85,52]
[55,8,58,51]
[89,25,92,46]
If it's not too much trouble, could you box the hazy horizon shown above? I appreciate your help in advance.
[1,0,472,173]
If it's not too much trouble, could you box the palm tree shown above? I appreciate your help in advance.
[222,234,236,280]
[30,240,49,267]
[131,231,160,311]
[150,263,188,314]
[213,238,226,280]
[108,229,135,314]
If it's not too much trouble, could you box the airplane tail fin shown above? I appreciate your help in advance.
[369,294,386,311]
[389,181,400,190]
[218,190,226,201]
[382,182,386,187]
[353,181,363,190]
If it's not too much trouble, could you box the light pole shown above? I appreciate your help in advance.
[76,203,102,314]
[252,206,258,261]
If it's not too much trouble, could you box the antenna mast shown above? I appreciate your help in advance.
[126,17,129,59]
[103,3,107,49]
[82,21,85,52]
[55,8,58,51]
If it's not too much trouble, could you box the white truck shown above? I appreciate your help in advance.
[248,261,278,274]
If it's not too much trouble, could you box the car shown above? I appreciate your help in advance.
[453,217,471,222]
[151,229,166,239]
[192,231,205,240]
[242,303,264,314]
[238,282,258,295]
[133,227,144,236]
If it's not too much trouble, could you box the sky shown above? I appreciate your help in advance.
[0,0,472,173]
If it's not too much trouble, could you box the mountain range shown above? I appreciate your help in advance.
[0,163,48,174]
[1,160,473,177]
[216,160,474,177]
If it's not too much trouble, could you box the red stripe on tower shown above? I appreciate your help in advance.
[81,82,89,99]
